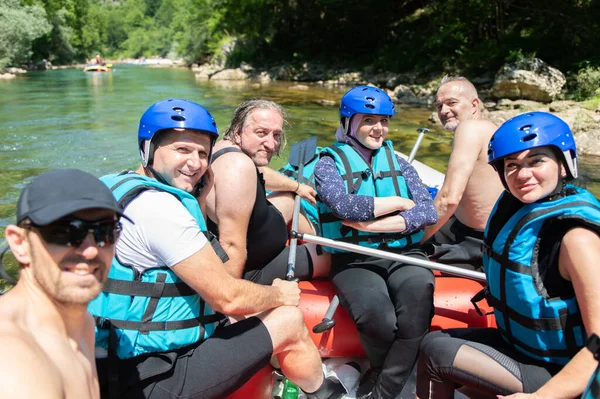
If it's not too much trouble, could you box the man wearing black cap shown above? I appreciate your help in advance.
[0,168,129,399]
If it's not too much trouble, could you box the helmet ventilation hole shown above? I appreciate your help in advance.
[365,104,375,109]
[173,107,184,112]
[519,124,532,131]
[171,115,186,121]
[522,133,537,142]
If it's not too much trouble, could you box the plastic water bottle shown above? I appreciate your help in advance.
[282,377,299,399]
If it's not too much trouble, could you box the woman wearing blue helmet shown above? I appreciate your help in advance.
[417,112,600,399]
[314,86,438,399]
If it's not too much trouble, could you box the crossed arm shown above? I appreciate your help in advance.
[315,155,436,233]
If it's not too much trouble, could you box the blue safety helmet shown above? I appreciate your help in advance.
[138,99,219,166]
[488,112,578,191]
[340,86,396,120]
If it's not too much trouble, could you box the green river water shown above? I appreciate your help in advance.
[1,64,599,287]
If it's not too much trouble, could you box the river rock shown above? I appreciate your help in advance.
[323,71,365,86]
[490,58,566,103]
[257,71,271,83]
[6,67,26,74]
[393,84,420,104]
[193,63,221,80]
[289,84,309,91]
[315,99,336,106]
[0,73,16,80]
[210,68,249,80]
[494,98,542,111]
[29,59,52,71]
[269,65,296,81]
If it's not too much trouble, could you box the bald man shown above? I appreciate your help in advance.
[421,76,504,270]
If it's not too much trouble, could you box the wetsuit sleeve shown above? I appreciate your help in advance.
[314,156,375,222]
[395,155,438,233]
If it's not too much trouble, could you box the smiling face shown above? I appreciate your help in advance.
[503,147,566,203]
[236,108,283,167]
[435,81,479,133]
[354,114,389,150]
[151,129,212,193]
[23,208,115,306]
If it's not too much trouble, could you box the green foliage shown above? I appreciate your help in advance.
[0,0,50,69]
[3,0,600,87]
[571,66,600,100]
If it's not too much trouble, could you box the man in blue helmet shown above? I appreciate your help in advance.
[206,99,331,284]
[88,99,345,399]
[421,76,504,271]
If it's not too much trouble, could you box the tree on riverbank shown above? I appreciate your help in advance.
[3,0,600,99]
[0,0,50,70]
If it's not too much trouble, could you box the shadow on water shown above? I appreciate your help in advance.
[1,65,599,290]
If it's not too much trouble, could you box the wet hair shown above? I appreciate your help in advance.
[437,75,479,99]
[222,99,288,156]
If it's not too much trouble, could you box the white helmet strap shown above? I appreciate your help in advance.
[142,140,153,167]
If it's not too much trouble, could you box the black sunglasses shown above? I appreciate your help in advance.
[24,218,122,248]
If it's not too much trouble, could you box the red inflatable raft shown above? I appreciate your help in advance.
[227,274,495,398]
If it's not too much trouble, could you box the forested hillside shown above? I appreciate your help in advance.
[2,0,599,77]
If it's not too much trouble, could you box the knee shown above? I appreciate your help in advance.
[419,331,456,373]
[266,305,310,345]
[400,269,435,307]
[346,288,396,338]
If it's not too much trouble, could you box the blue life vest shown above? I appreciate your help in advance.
[88,172,223,359]
[317,140,424,254]
[483,186,600,365]
[583,334,600,399]
[278,146,322,232]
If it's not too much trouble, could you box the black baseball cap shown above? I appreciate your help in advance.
[16,169,132,226]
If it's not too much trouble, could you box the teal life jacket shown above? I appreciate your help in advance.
[583,334,600,399]
[88,172,223,359]
[483,186,600,365]
[278,146,323,232]
[316,140,424,254]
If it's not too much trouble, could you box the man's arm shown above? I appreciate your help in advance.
[421,121,482,241]
[209,153,257,278]
[172,243,301,315]
[259,166,316,205]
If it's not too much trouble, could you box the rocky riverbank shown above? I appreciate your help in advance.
[193,59,600,156]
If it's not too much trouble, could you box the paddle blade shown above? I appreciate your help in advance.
[289,136,318,168]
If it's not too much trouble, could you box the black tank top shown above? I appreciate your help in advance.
[208,147,288,270]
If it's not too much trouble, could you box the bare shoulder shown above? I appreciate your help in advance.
[0,324,63,398]
[562,227,600,251]
[455,119,497,140]
[211,146,256,177]
[559,227,600,280]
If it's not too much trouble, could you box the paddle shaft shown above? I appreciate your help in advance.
[286,193,302,280]
[407,128,429,164]
[294,231,486,281]
[286,137,317,280]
